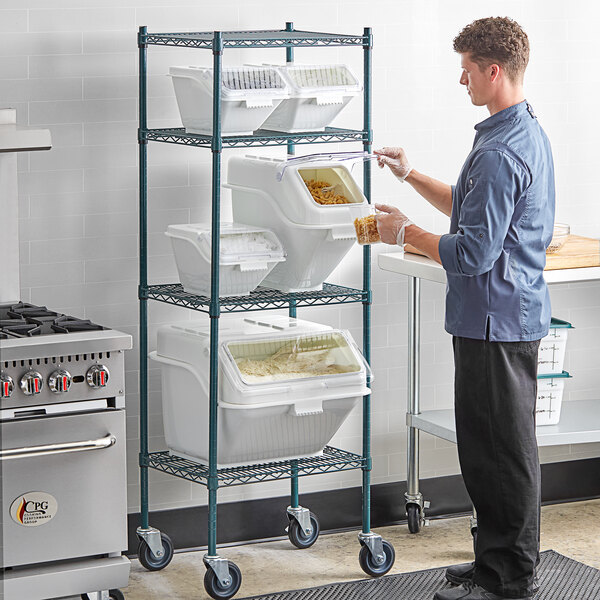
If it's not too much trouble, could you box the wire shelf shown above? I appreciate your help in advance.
[144,282,367,313]
[144,446,366,487]
[141,29,369,50]
[142,127,369,148]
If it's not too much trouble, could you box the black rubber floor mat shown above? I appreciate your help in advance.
[240,551,600,600]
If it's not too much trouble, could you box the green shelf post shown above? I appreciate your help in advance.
[207,30,224,559]
[138,24,150,532]
[361,26,373,536]
[285,20,301,512]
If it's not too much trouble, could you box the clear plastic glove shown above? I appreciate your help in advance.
[374,147,412,182]
[374,203,413,246]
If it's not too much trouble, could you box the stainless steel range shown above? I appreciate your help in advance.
[0,302,132,600]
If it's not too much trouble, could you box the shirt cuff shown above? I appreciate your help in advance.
[438,233,461,275]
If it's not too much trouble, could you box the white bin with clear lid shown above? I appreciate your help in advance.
[260,64,362,132]
[226,152,374,291]
[169,66,289,135]
[149,316,370,466]
[166,222,286,297]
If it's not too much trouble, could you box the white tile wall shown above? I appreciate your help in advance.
[5,0,600,515]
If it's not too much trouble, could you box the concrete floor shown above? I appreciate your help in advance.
[123,499,600,599]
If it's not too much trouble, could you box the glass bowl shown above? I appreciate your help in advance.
[547,223,570,254]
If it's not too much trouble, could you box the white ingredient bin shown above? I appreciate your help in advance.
[537,317,572,375]
[536,371,571,426]
[166,222,285,297]
[169,66,288,135]
[261,64,362,132]
[226,154,369,291]
[149,316,370,467]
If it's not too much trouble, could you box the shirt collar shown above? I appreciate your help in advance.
[474,100,530,132]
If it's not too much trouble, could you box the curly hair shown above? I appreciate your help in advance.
[453,17,529,83]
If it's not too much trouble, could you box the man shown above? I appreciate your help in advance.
[375,17,555,600]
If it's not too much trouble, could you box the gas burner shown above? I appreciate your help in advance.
[2,323,42,337]
[7,303,61,320]
[0,318,26,327]
[51,316,105,334]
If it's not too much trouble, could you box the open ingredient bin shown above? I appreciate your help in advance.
[166,222,285,297]
[226,154,369,291]
[169,66,288,135]
[261,64,362,132]
[538,317,573,375]
[149,316,370,466]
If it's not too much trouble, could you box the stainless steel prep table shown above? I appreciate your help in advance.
[378,250,600,533]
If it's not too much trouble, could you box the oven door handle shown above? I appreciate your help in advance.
[0,433,117,460]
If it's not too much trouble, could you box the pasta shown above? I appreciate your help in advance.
[304,179,350,205]
[354,214,380,245]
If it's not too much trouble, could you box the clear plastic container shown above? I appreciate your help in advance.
[169,66,289,135]
[536,371,571,426]
[538,317,573,375]
[547,223,570,254]
[350,204,381,245]
[166,222,286,297]
[260,64,362,132]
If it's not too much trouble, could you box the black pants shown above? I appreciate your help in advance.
[453,336,541,599]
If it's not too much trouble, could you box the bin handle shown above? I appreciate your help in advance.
[149,351,209,396]
[313,95,345,106]
[238,262,269,272]
[0,434,116,461]
[290,399,323,416]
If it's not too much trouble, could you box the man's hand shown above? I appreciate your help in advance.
[374,147,413,182]
[375,204,412,245]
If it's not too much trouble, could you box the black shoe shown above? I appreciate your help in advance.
[445,563,539,593]
[433,582,532,600]
[446,562,475,585]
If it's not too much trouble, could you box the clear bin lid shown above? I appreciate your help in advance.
[220,329,370,388]
[169,66,288,99]
[166,222,285,264]
[275,151,377,181]
[277,64,361,94]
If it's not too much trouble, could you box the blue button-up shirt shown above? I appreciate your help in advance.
[438,101,555,342]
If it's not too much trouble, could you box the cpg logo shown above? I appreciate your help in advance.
[10,492,58,527]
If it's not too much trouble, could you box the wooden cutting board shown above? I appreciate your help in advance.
[404,236,600,270]
[545,235,600,270]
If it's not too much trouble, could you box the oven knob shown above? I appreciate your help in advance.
[48,369,72,393]
[1,374,15,398]
[20,371,44,395]
[87,364,110,388]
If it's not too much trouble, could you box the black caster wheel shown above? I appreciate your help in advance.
[359,540,395,577]
[137,532,174,571]
[471,526,478,553]
[81,591,124,600]
[406,503,421,533]
[287,512,320,549]
[203,561,242,600]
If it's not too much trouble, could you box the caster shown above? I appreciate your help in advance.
[137,532,174,571]
[81,591,124,600]
[204,561,242,600]
[359,539,395,577]
[406,503,421,533]
[287,511,320,549]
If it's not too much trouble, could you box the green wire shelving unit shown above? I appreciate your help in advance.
[137,24,395,599]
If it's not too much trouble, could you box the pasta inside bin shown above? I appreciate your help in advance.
[298,166,365,206]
